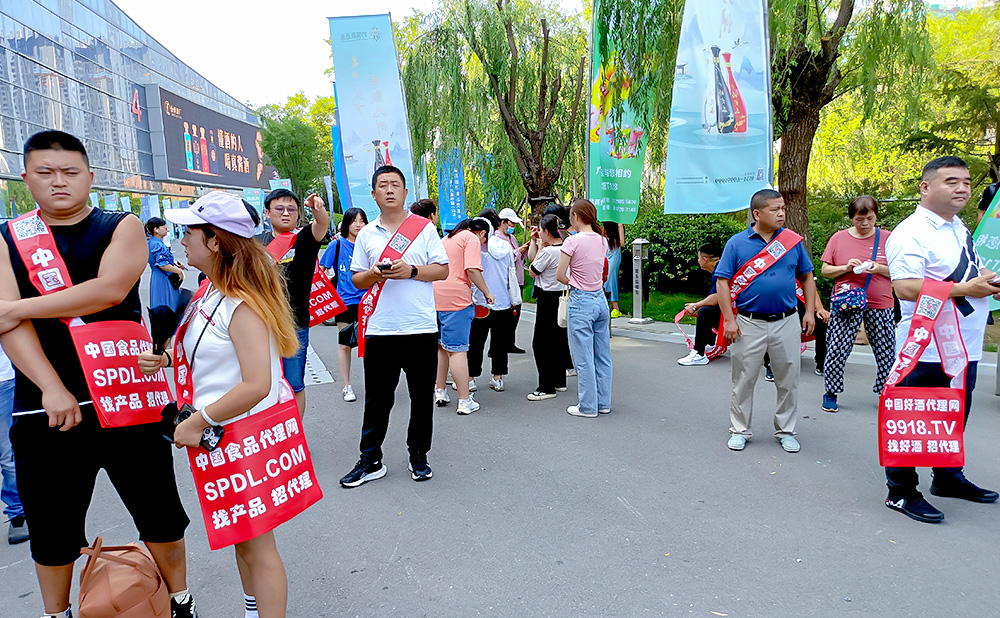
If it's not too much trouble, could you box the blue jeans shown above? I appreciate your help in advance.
[567,288,613,412]
[282,328,310,393]
[0,378,22,518]
[604,247,621,302]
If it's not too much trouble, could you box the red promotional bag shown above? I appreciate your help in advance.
[877,280,967,467]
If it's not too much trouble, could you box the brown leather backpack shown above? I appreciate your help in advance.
[78,536,170,618]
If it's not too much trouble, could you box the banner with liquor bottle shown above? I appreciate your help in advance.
[330,83,354,215]
[329,15,417,222]
[148,87,270,189]
[973,188,1000,310]
[587,0,647,225]
[663,0,773,214]
[437,148,467,232]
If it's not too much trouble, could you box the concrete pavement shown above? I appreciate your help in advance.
[2,303,1000,617]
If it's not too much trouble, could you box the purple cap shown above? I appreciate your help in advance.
[163,191,255,238]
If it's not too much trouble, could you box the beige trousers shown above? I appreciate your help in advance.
[729,313,801,438]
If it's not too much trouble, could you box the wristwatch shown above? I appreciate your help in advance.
[409,265,419,279]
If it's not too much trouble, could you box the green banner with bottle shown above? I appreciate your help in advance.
[586,0,647,225]
[973,187,1000,311]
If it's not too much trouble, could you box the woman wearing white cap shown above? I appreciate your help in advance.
[497,207,530,353]
[138,191,299,618]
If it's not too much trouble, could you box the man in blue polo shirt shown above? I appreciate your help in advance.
[716,189,816,453]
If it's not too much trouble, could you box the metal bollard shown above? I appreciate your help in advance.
[629,238,652,324]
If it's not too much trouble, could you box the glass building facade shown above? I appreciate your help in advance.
[0,0,258,195]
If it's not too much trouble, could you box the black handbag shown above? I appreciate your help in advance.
[338,322,358,348]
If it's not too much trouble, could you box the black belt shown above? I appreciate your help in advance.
[741,308,797,322]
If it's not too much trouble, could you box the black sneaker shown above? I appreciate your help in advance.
[764,366,774,382]
[408,454,433,481]
[929,475,1000,503]
[885,493,945,523]
[171,593,198,618]
[340,460,387,488]
[8,515,28,544]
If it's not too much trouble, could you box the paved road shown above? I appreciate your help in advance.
[3,303,1000,617]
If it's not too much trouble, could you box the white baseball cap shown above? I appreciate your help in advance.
[498,207,523,224]
[163,191,256,238]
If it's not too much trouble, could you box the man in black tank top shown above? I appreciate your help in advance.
[0,132,197,618]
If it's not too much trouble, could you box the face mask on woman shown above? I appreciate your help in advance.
[506,226,515,235]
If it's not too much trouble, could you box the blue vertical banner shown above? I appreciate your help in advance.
[89,192,100,209]
[243,188,266,235]
[663,0,772,214]
[120,196,132,213]
[329,14,417,222]
[436,148,466,231]
[330,82,353,214]
[139,196,151,222]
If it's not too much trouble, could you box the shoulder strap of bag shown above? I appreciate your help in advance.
[331,238,341,288]
[862,228,879,291]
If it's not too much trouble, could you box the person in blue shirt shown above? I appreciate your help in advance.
[320,207,369,402]
[145,217,186,353]
[715,189,816,454]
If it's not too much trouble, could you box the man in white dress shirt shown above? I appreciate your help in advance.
[884,156,1000,523]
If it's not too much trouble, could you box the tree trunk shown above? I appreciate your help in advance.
[778,108,822,256]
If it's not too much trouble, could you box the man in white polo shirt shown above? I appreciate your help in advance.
[340,165,449,487]
[884,156,1000,523]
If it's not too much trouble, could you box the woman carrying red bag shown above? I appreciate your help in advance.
[139,191,300,618]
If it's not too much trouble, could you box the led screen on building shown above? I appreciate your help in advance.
[150,87,268,188]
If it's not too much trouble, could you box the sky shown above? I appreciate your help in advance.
[113,0,441,108]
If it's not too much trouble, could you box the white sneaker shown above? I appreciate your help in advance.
[342,385,357,402]
[566,368,577,377]
[452,378,477,393]
[677,350,709,366]
[489,377,504,391]
[457,396,480,415]
[434,388,450,406]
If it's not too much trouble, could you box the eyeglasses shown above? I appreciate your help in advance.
[271,206,298,214]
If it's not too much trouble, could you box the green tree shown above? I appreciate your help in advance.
[398,0,589,218]
[901,5,1000,184]
[258,112,327,197]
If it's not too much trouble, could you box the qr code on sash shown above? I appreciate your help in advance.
[766,242,786,259]
[916,296,943,319]
[389,234,411,254]
[11,216,47,241]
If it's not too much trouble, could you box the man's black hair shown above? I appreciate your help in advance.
[23,130,89,168]
[698,240,723,258]
[750,189,783,212]
[264,188,300,210]
[410,199,437,218]
[922,156,968,182]
[371,165,406,190]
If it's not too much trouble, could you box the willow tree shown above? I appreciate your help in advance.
[769,0,932,247]
[398,0,588,216]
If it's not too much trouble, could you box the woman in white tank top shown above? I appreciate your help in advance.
[139,191,300,618]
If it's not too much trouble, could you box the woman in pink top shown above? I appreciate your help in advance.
[433,218,494,415]
[557,200,612,418]
[819,195,895,413]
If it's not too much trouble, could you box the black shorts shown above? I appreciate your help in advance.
[337,304,359,325]
[11,406,189,566]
